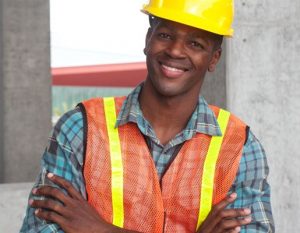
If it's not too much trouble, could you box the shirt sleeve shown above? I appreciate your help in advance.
[19,108,86,233]
[227,129,275,233]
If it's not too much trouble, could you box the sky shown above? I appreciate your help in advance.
[50,0,149,67]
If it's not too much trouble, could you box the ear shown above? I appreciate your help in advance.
[208,48,222,72]
[144,27,153,55]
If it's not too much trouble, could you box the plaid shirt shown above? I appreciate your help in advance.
[20,84,274,233]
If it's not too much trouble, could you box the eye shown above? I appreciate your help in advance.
[157,32,172,40]
[190,41,204,49]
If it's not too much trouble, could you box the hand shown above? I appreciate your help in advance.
[29,173,138,233]
[197,193,252,233]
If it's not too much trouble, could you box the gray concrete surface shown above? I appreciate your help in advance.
[202,43,227,109]
[0,0,51,182]
[0,0,5,181]
[227,0,300,232]
[0,182,33,232]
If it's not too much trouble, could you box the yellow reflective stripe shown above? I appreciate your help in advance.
[103,97,124,227]
[196,109,230,229]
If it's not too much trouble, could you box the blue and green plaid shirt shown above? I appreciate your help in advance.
[20,84,274,232]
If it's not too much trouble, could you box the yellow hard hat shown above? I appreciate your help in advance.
[142,0,234,36]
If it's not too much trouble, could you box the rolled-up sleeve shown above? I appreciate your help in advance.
[228,129,275,233]
[20,108,86,233]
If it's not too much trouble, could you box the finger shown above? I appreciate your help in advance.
[29,198,66,216]
[34,208,66,227]
[208,208,251,232]
[47,173,84,200]
[212,193,237,215]
[202,193,238,231]
[33,185,70,205]
[227,226,241,233]
[217,207,251,219]
[217,215,252,230]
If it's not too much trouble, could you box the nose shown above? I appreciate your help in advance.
[165,39,186,59]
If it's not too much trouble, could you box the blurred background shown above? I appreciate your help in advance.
[51,0,147,123]
[0,0,299,232]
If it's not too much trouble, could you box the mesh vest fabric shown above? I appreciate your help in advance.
[82,97,246,233]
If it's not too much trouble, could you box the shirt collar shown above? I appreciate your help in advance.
[116,83,222,137]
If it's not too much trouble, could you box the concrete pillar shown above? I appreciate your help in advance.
[0,0,4,181]
[0,182,33,232]
[227,0,300,232]
[202,44,227,109]
[0,0,51,183]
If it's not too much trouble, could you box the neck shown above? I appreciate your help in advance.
[139,81,200,145]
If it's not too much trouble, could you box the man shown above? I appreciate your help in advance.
[20,0,274,232]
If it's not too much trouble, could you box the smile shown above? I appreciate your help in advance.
[162,64,186,72]
[160,62,189,78]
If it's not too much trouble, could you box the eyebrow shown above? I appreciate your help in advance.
[189,32,210,44]
[155,20,212,46]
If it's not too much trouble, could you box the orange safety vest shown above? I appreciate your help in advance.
[82,96,246,233]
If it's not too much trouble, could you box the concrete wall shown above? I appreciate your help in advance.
[0,0,51,183]
[227,0,300,232]
[0,0,4,181]
[202,44,227,109]
[0,183,33,232]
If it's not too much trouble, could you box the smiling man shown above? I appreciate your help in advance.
[20,0,274,232]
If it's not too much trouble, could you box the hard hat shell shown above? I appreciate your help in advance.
[142,0,234,36]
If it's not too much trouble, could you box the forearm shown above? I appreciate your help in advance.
[29,173,142,233]
[20,109,86,232]
[227,183,274,232]
[227,130,275,232]
[20,169,64,232]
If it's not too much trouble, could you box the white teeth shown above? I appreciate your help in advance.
[162,64,184,72]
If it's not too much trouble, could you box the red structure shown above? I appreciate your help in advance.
[52,62,147,87]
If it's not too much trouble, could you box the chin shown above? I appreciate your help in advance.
[153,82,188,98]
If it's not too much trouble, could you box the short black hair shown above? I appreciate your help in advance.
[213,35,223,50]
[149,15,159,28]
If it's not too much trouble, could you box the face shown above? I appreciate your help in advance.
[144,18,222,98]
